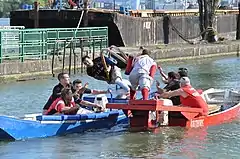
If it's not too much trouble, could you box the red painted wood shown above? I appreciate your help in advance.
[185,103,240,128]
[129,100,162,105]
[181,112,200,120]
[106,103,203,113]
[107,100,240,128]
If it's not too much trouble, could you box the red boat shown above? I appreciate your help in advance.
[106,88,240,129]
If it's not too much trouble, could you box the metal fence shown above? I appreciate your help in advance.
[0,27,108,63]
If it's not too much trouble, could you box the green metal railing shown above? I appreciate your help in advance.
[0,27,108,63]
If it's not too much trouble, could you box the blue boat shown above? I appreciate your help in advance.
[0,110,128,141]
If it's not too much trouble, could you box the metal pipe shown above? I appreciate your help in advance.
[92,39,95,60]
[80,39,84,73]
[62,41,66,73]
[69,41,72,76]
[51,42,56,77]
[73,40,76,75]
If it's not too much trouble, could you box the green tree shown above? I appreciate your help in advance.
[0,0,47,17]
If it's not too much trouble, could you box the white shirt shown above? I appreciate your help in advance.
[131,55,156,74]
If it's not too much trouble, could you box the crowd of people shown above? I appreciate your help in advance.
[42,46,208,116]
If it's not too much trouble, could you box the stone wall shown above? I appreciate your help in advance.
[0,55,83,76]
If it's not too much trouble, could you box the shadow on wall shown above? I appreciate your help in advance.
[88,21,125,47]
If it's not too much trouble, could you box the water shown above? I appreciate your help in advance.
[0,56,240,158]
[0,18,10,26]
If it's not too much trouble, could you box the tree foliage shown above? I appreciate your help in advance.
[0,0,47,17]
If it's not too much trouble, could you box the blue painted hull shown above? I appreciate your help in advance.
[0,110,128,141]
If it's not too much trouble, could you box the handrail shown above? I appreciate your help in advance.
[0,27,108,63]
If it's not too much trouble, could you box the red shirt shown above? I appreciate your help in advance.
[45,97,76,115]
[180,85,208,116]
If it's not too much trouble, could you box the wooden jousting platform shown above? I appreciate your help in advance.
[106,98,240,129]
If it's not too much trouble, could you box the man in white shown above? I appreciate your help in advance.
[128,49,157,100]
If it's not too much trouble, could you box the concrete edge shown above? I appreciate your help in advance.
[155,52,238,63]
[0,51,237,84]
[0,66,83,84]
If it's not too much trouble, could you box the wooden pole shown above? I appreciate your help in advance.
[236,2,240,40]
[198,0,204,38]
[34,1,39,28]
[163,15,169,45]
[83,0,88,27]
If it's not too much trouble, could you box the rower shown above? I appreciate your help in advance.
[45,88,80,115]
[156,77,208,116]
[42,72,72,114]
[72,79,107,112]
[156,71,181,105]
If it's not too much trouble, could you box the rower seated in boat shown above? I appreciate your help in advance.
[82,55,131,95]
[156,77,208,116]
[45,88,102,115]
[72,79,105,112]
[156,71,181,105]
[158,66,188,84]
[42,72,72,114]
[45,88,80,115]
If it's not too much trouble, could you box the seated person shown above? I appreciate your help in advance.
[156,71,180,105]
[45,88,80,115]
[158,66,188,84]
[72,79,105,111]
[82,55,131,94]
[156,77,208,116]
[42,72,72,114]
[72,79,111,99]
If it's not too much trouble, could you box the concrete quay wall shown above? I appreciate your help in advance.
[0,41,239,83]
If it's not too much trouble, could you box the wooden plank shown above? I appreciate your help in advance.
[156,105,203,113]
[106,103,158,111]
[181,112,200,120]
[128,100,162,105]
[106,103,203,113]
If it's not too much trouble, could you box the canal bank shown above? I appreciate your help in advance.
[0,40,240,84]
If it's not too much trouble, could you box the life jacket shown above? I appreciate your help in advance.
[45,97,75,115]
[180,85,208,116]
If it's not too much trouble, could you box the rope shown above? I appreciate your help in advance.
[168,16,212,44]
[65,9,85,48]
[55,9,85,53]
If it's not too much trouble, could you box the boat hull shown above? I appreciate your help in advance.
[0,110,127,141]
[184,103,240,128]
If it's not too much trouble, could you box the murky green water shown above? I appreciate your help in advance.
[0,56,240,159]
